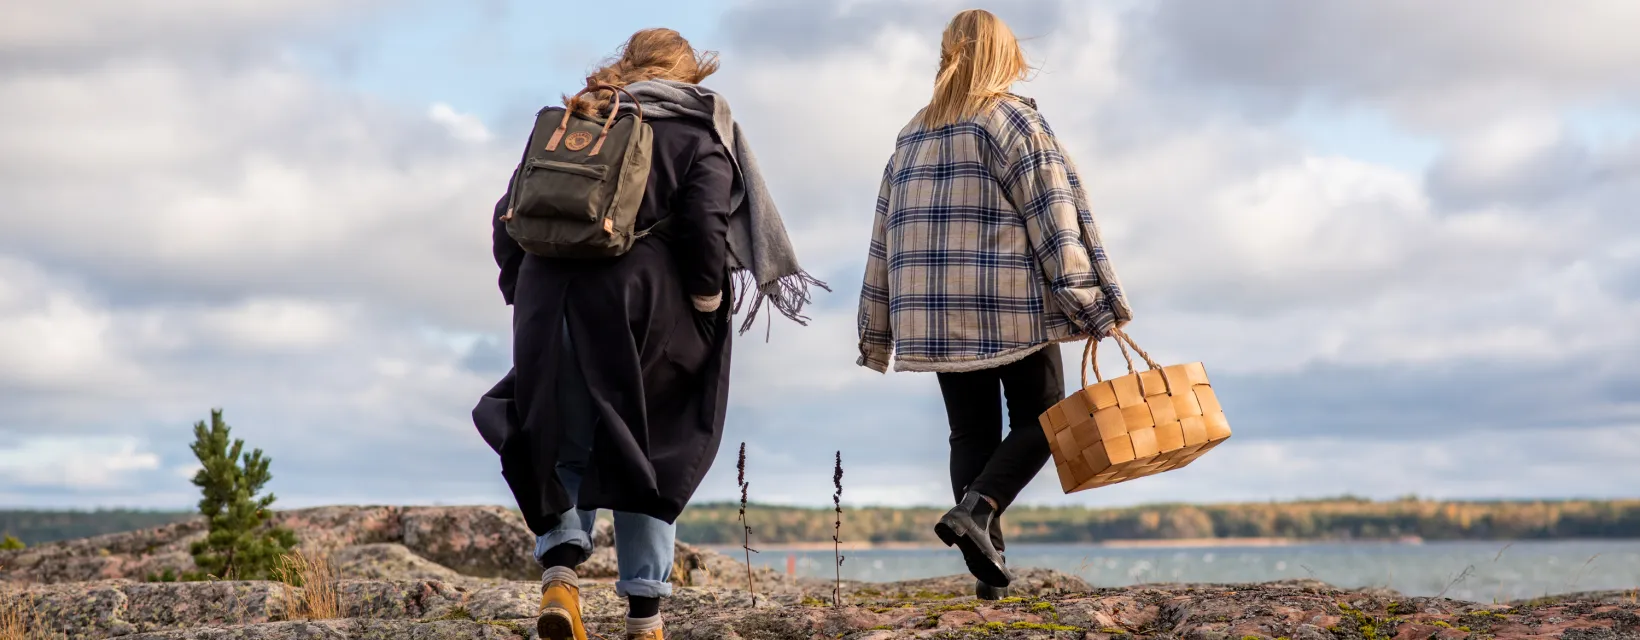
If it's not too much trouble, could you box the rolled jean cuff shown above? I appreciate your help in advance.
[615,578,674,599]
[534,528,593,567]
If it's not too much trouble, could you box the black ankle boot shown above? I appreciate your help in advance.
[976,579,1010,600]
[989,512,1006,554]
[935,492,1012,587]
[977,536,1010,601]
[978,515,1010,599]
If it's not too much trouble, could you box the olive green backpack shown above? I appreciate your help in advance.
[500,84,656,258]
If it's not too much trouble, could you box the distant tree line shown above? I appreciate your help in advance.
[676,497,1640,545]
[11,497,1640,547]
[0,510,196,546]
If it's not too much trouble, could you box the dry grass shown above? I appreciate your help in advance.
[273,551,339,621]
[0,564,21,640]
[0,601,22,640]
[0,590,62,640]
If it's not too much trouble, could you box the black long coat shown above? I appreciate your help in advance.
[474,117,735,533]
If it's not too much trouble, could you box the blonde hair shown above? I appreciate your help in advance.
[565,28,721,116]
[920,9,1032,128]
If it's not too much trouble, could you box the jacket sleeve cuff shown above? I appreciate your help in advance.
[1080,307,1118,338]
[691,292,723,313]
[857,349,890,373]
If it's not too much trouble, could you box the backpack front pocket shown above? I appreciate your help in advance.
[515,159,611,222]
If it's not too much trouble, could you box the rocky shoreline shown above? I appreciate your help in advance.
[3,506,1634,639]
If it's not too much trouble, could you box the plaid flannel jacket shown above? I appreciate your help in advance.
[856,95,1133,373]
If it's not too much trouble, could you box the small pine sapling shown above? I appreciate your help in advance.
[188,408,297,580]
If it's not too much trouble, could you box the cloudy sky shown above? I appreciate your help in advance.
[1,0,1636,511]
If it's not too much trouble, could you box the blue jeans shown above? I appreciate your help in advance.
[533,321,676,599]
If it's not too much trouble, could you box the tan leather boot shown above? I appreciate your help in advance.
[538,578,587,640]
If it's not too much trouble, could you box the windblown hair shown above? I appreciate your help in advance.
[919,9,1033,128]
[565,28,721,116]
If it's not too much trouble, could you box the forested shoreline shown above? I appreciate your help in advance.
[6,498,1639,546]
[674,498,1640,545]
[0,509,198,546]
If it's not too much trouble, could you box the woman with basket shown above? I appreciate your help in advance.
[855,9,1133,599]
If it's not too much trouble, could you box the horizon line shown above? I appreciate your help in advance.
[6,494,1640,513]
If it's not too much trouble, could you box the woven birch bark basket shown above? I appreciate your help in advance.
[1038,331,1232,493]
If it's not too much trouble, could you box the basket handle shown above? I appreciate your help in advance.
[1079,329,1169,395]
[545,84,645,156]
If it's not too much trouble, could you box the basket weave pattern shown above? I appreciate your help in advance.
[1037,332,1232,493]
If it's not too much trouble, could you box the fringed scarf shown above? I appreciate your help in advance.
[617,79,828,335]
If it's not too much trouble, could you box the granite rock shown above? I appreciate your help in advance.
[5,507,1632,639]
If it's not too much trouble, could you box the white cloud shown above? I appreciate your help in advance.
[1131,0,1640,129]
[0,258,141,392]
[195,299,353,351]
[428,103,494,143]
[0,58,513,330]
[0,437,161,490]
[0,0,395,61]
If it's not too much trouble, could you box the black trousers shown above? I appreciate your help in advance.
[936,345,1064,533]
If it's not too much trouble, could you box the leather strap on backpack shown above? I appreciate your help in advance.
[545,84,645,156]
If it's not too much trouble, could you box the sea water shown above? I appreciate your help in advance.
[719,540,1640,602]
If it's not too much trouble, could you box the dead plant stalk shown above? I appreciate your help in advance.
[832,451,845,607]
[736,442,758,605]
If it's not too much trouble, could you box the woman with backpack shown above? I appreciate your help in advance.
[475,28,821,640]
[855,9,1134,600]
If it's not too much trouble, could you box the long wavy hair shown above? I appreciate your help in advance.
[919,9,1033,128]
[565,28,720,116]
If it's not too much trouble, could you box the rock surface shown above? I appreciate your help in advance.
[0,505,786,589]
[2,507,1633,639]
[7,576,1637,639]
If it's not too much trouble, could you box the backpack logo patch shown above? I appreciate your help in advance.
[564,131,594,151]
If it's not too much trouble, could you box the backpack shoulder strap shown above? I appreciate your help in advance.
[550,84,647,156]
[499,122,540,222]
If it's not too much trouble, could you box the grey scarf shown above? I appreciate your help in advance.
[617,79,827,334]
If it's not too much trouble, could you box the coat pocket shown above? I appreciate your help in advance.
[664,305,720,376]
